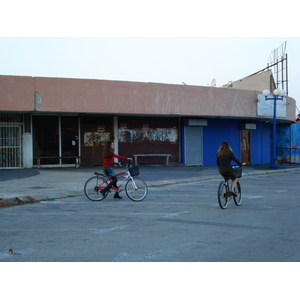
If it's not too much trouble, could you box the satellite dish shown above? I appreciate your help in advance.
[210,78,216,87]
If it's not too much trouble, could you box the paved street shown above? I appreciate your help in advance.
[1,171,299,262]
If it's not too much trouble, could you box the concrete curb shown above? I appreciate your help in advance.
[1,167,299,207]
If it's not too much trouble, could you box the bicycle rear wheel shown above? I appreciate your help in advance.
[233,181,242,206]
[125,177,148,201]
[84,176,108,201]
[218,181,228,209]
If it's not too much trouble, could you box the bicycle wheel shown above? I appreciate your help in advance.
[233,181,242,206]
[125,177,148,201]
[218,181,228,209]
[84,176,108,201]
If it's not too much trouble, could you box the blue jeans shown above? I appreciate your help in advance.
[103,167,116,177]
[103,167,118,190]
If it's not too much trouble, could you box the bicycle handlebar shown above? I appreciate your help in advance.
[120,160,132,168]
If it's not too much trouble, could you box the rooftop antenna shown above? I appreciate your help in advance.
[267,41,288,95]
[227,81,233,88]
[210,78,216,87]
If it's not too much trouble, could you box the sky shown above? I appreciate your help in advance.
[1,2,299,114]
[1,37,299,112]
[0,37,296,91]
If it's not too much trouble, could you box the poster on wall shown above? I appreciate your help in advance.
[118,128,178,143]
[84,132,110,147]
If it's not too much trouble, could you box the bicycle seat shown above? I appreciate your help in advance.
[94,172,103,175]
[103,169,110,176]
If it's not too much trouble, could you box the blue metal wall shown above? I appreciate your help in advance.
[276,122,300,164]
[277,122,300,148]
[202,119,271,166]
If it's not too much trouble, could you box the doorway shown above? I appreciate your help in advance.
[241,130,251,164]
[80,116,113,166]
[184,126,203,166]
[32,116,79,166]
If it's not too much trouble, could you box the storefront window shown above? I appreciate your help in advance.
[33,116,59,165]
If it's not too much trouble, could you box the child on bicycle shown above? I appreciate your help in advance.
[101,141,132,199]
[216,141,245,197]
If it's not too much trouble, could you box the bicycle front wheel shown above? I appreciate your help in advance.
[84,176,108,201]
[233,181,242,206]
[125,177,148,201]
[218,181,228,209]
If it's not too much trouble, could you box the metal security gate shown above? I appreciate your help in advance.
[184,126,203,166]
[0,114,23,169]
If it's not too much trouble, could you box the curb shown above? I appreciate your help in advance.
[0,192,83,207]
[1,167,299,207]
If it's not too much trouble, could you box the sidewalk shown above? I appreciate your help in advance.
[1,164,300,207]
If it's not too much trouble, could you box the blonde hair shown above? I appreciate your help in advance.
[217,141,232,156]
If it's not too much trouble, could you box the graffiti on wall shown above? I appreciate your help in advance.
[84,132,110,147]
[118,128,178,143]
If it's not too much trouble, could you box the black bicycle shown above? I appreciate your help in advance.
[217,166,242,209]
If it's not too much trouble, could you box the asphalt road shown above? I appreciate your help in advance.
[1,171,299,262]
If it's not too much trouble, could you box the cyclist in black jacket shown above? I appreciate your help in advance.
[216,141,245,197]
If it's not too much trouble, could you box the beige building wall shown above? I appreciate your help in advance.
[0,74,296,123]
[220,70,276,94]
[0,75,34,111]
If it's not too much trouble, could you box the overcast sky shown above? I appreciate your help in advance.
[1,1,299,112]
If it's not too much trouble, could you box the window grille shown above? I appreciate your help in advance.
[0,114,23,168]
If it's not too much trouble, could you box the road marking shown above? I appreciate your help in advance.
[163,211,190,218]
[93,226,127,234]
[244,196,263,199]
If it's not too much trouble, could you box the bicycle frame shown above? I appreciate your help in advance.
[102,168,137,192]
[222,180,234,197]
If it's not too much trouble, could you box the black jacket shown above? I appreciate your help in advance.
[216,152,242,173]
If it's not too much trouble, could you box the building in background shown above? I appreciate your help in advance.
[0,74,296,169]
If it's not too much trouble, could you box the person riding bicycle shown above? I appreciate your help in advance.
[216,141,245,197]
[101,141,132,199]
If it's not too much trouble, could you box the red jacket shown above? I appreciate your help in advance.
[103,153,128,168]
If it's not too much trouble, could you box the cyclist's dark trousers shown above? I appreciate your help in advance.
[104,176,118,191]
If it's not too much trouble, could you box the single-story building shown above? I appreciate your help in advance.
[0,73,296,169]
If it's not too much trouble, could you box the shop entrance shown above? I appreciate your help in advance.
[80,116,113,166]
[241,130,251,164]
[32,116,79,166]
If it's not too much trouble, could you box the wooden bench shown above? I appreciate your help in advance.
[35,156,81,168]
[133,154,171,166]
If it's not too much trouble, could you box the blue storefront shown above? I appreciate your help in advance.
[181,118,271,166]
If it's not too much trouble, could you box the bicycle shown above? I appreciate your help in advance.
[217,166,242,209]
[84,162,148,201]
